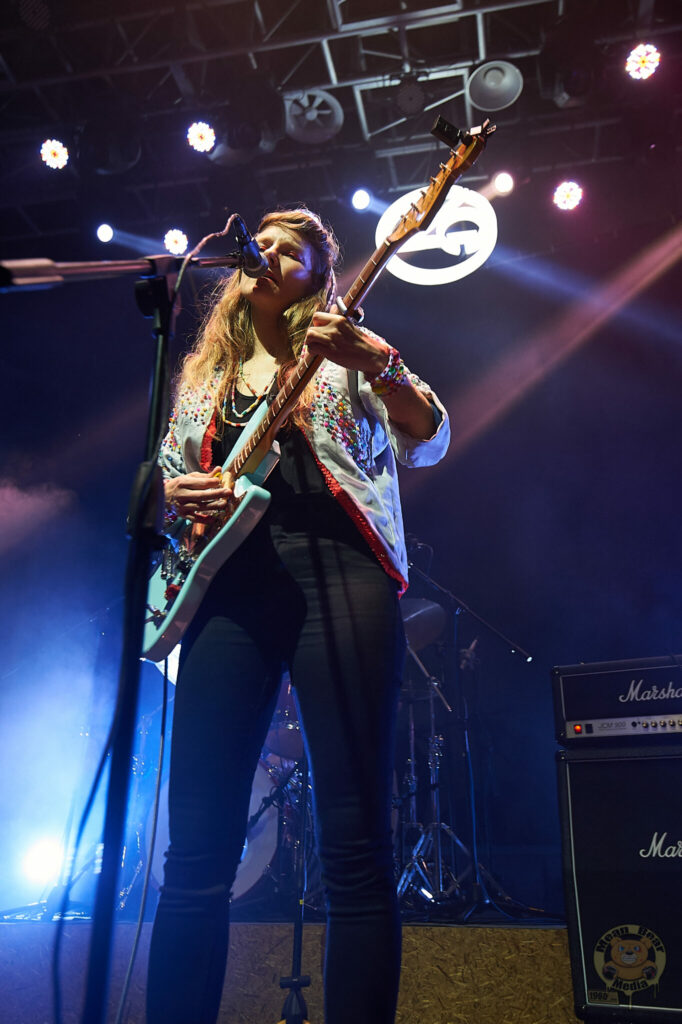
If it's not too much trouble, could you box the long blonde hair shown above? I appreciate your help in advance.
[179,207,339,421]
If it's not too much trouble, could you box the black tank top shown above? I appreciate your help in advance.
[211,390,371,551]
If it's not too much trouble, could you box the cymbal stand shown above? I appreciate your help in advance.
[397,645,468,908]
[407,561,541,921]
[451,608,527,920]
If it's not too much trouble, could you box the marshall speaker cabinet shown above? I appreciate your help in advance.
[553,656,682,1022]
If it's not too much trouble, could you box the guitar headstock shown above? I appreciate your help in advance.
[385,115,496,248]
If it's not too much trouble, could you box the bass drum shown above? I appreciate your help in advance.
[147,760,280,903]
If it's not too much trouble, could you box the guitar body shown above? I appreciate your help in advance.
[143,475,270,662]
[143,403,280,662]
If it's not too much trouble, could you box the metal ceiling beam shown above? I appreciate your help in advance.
[0,0,554,93]
[1,0,680,244]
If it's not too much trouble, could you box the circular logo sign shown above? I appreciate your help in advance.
[375,185,498,287]
[593,924,666,997]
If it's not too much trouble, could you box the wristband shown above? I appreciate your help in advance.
[368,346,408,397]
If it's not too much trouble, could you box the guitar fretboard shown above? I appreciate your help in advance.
[225,124,492,481]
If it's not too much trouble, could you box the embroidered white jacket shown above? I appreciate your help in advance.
[159,359,450,591]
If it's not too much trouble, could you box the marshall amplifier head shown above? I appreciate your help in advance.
[552,655,682,745]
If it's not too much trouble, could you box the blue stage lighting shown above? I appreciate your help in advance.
[23,838,64,885]
[97,223,114,243]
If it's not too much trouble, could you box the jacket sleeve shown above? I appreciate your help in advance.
[158,401,187,480]
[358,365,450,469]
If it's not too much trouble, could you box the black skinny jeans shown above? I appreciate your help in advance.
[146,524,405,1024]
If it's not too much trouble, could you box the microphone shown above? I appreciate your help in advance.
[232,215,269,278]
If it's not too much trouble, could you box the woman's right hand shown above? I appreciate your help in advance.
[164,470,234,524]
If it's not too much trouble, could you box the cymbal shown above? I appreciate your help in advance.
[400,598,446,651]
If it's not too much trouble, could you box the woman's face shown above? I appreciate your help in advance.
[240,224,318,315]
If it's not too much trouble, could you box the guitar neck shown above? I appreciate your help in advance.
[226,121,492,480]
[226,241,395,480]
[342,238,397,315]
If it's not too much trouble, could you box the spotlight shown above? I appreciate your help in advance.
[553,180,583,211]
[164,229,189,255]
[40,138,69,170]
[625,43,661,81]
[352,188,371,211]
[467,61,523,112]
[492,171,514,195]
[23,838,64,885]
[187,121,216,153]
[96,223,114,243]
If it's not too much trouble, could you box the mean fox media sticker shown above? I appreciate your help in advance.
[593,924,666,1005]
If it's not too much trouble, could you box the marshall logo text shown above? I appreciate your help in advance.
[639,832,682,859]
[618,678,682,704]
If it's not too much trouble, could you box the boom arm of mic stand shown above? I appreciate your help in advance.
[0,253,243,292]
[407,562,533,663]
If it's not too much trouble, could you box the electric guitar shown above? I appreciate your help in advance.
[143,115,495,661]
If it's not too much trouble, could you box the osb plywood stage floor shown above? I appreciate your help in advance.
[0,921,580,1024]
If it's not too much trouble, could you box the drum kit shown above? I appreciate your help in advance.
[119,669,323,919]
[121,591,474,922]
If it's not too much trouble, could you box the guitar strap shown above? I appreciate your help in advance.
[348,367,360,408]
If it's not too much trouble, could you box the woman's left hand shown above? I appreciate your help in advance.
[304,305,389,378]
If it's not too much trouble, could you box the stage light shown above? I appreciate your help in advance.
[96,223,114,243]
[467,61,523,112]
[164,229,189,255]
[352,188,371,211]
[492,172,514,195]
[553,180,583,211]
[23,838,64,885]
[187,121,216,153]
[40,138,69,170]
[625,43,661,81]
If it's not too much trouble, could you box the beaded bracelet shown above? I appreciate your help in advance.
[164,503,179,529]
[368,346,408,397]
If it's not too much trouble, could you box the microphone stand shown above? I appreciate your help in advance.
[1,242,247,1024]
[277,753,311,1024]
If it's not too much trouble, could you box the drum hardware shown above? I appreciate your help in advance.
[397,555,538,921]
[400,598,447,653]
[245,761,297,842]
[396,645,468,908]
[266,673,304,760]
[116,679,322,919]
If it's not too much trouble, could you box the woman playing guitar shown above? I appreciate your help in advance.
[146,206,450,1024]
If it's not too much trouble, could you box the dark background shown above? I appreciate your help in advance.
[1,0,680,919]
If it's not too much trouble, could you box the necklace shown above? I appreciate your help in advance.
[220,357,277,428]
